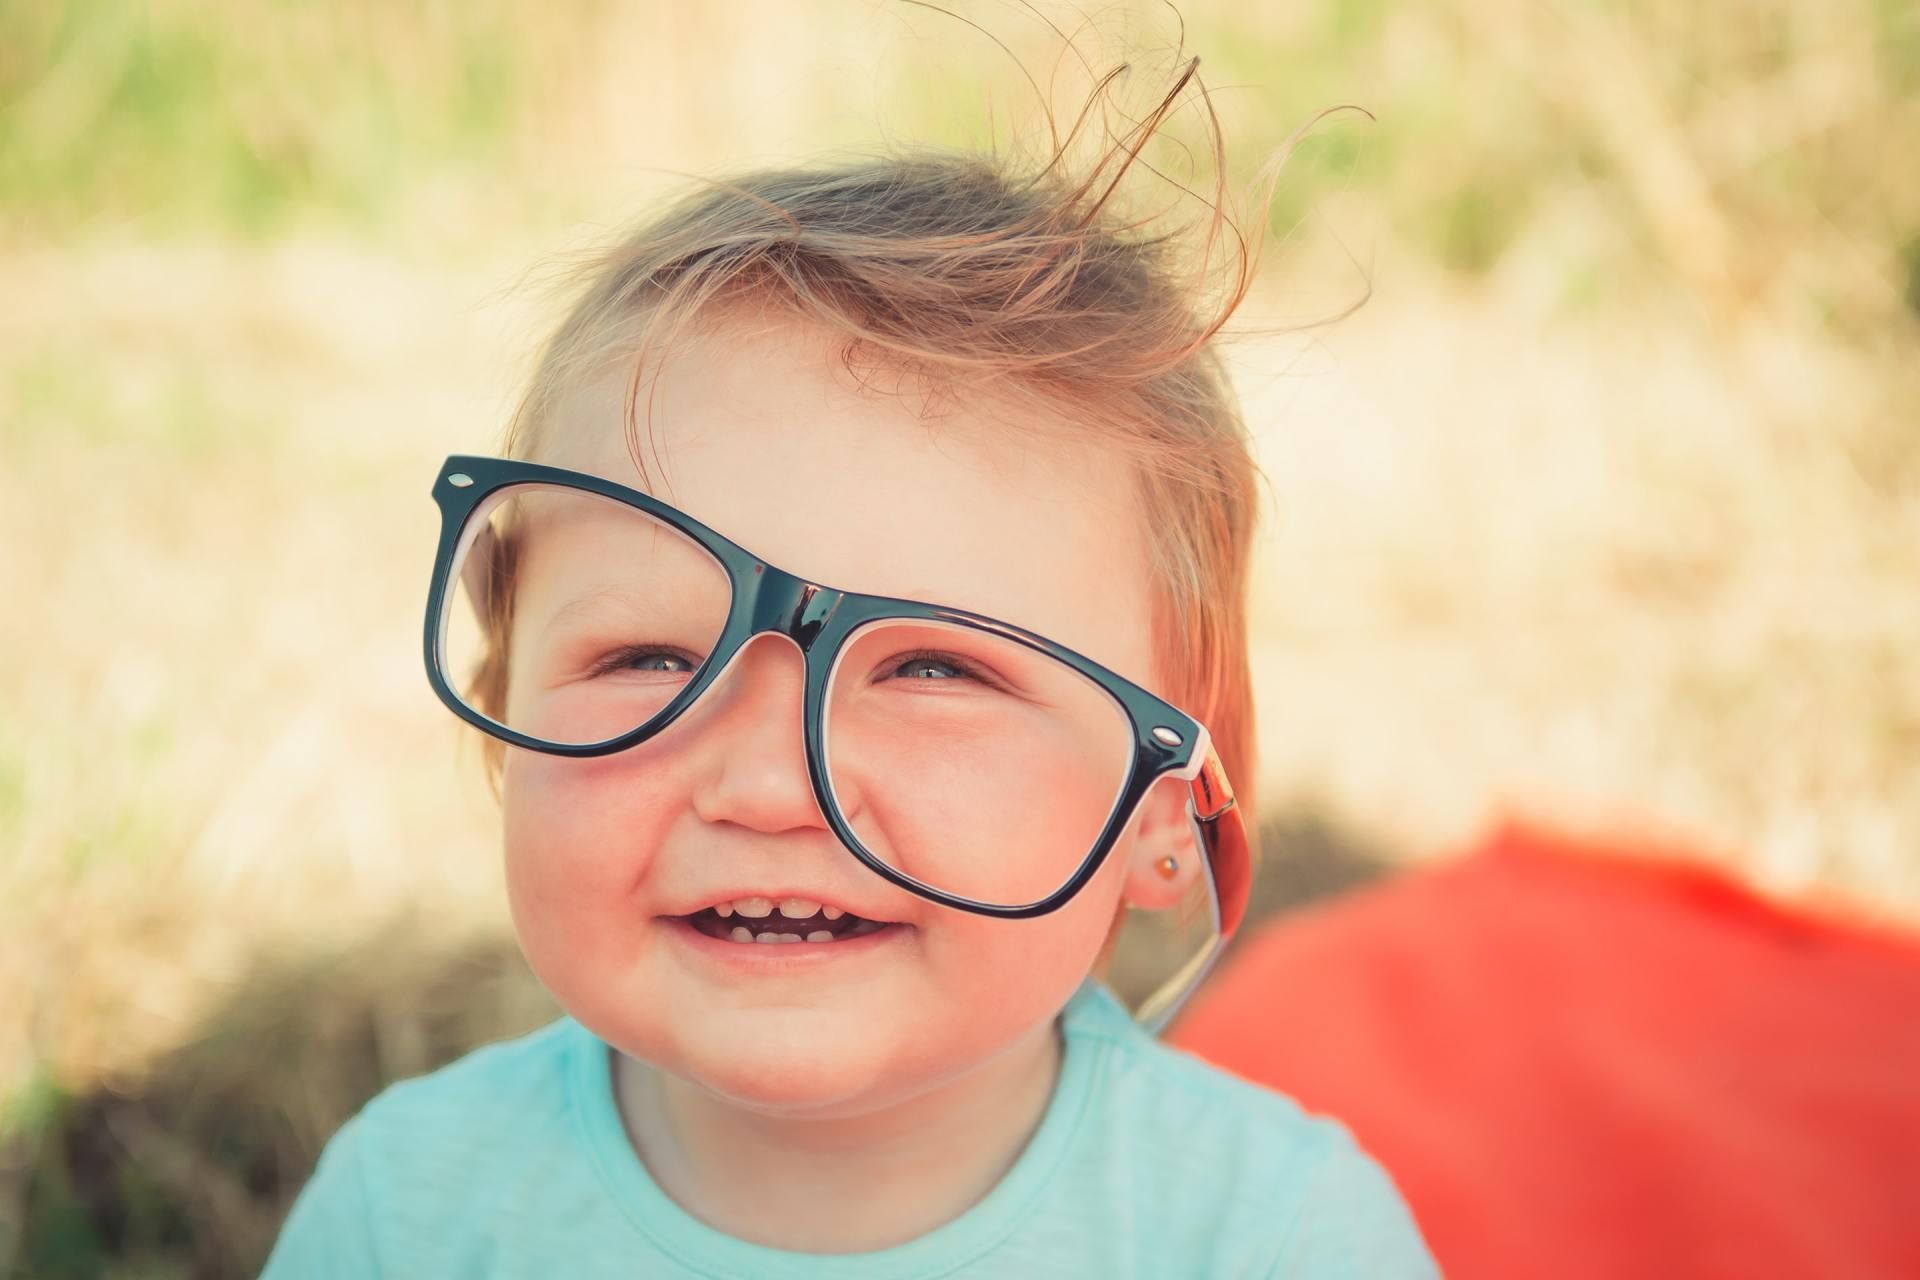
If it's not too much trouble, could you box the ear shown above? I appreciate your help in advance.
[1120,774,1199,912]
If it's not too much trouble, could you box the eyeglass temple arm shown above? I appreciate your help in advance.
[1190,747,1250,939]
[1132,746,1251,1033]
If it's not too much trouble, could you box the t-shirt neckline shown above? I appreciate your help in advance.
[566,983,1113,1279]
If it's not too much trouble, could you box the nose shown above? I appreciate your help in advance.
[684,632,831,836]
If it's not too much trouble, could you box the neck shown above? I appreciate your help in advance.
[612,1021,1064,1254]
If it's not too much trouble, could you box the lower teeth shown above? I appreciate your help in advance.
[725,925,830,944]
[718,921,879,940]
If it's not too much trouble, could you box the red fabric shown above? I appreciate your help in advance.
[1170,818,1920,1280]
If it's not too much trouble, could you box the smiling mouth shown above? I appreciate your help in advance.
[679,897,896,945]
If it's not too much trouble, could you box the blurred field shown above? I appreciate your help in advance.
[2,1,1917,1273]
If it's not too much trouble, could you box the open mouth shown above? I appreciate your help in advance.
[679,897,895,945]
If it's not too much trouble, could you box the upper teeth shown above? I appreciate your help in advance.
[713,897,841,920]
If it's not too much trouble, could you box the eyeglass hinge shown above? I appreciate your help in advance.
[1189,754,1237,823]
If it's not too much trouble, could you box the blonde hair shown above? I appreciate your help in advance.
[473,58,1267,865]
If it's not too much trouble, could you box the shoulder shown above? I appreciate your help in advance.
[339,1015,596,1195]
[1061,986,1439,1277]
[262,1018,598,1278]
[1064,981,1339,1148]
[355,1016,582,1137]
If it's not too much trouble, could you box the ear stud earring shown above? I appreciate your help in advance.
[1155,855,1180,880]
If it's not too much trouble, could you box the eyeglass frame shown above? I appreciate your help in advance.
[421,454,1250,991]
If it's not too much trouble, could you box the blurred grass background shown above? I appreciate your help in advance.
[2,1,1916,1274]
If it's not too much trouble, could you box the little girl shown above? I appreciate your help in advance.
[263,57,1437,1278]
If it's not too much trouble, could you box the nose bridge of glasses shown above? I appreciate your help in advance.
[743,562,844,654]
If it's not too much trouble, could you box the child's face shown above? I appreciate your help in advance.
[501,315,1187,1116]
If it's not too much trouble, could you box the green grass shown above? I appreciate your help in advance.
[2,0,1911,322]
[0,0,528,238]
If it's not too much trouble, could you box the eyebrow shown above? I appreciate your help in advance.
[533,586,638,638]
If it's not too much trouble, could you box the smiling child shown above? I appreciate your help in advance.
[262,56,1437,1279]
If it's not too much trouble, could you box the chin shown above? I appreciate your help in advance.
[667,1017,911,1116]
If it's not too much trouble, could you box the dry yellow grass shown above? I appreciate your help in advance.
[1234,265,1919,913]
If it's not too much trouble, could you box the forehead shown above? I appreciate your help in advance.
[535,317,1160,688]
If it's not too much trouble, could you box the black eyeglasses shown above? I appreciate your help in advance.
[422,455,1248,1026]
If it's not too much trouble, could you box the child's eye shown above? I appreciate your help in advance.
[883,650,993,685]
[590,646,698,677]
[895,656,965,680]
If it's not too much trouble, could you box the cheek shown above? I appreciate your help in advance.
[500,750,683,984]
[925,843,1129,1009]
[835,712,1129,905]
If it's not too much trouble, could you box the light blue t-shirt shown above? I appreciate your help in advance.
[263,982,1437,1277]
